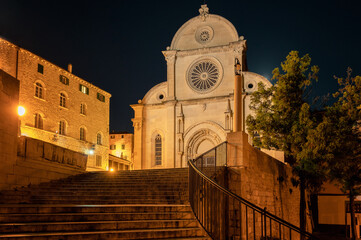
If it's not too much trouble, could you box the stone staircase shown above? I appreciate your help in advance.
[0,168,210,239]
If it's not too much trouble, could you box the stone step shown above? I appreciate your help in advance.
[0,212,194,223]
[0,204,192,214]
[3,191,188,197]
[0,227,207,239]
[0,219,199,233]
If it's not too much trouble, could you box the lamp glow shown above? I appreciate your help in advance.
[17,106,25,116]
[110,168,114,172]
[89,149,94,155]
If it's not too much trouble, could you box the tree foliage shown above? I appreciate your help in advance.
[246,51,325,234]
[307,68,361,239]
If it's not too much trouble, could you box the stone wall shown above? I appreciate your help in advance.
[0,136,87,191]
[0,69,20,190]
[227,132,301,238]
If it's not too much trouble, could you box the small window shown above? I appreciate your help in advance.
[38,64,44,74]
[121,135,124,138]
[60,93,66,107]
[59,121,66,135]
[60,75,69,85]
[96,155,102,167]
[34,113,43,129]
[97,133,102,145]
[155,134,162,166]
[110,144,116,150]
[80,127,86,141]
[121,144,125,150]
[79,84,89,95]
[80,103,86,115]
[110,135,115,139]
[97,92,105,102]
[35,83,44,99]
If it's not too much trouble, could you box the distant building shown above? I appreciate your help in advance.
[109,132,133,170]
[0,38,111,171]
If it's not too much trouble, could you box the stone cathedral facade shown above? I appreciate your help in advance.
[131,5,272,169]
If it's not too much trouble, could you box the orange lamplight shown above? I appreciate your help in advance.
[17,106,25,116]
[110,168,114,172]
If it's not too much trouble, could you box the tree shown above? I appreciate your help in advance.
[308,68,361,240]
[246,51,326,235]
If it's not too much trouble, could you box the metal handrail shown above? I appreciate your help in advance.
[188,142,318,240]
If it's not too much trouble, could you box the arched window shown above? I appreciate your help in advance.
[80,127,86,141]
[97,133,102,145]
[34,113,43,129]
[35,82,43,98]
[60,93,66,107]
[155,134,162,166]
[80,103,86,115]
[59,120,66,135]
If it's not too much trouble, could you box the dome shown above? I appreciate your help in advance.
[170,5,239,51]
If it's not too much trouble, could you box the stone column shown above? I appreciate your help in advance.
[162,49,177,100]
[233,59,244,132]
[131,101,144,170]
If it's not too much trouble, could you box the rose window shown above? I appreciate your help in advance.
[187,59,222,93]
[199,31,210,42]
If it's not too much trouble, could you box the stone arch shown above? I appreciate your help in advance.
[184,121,226,165]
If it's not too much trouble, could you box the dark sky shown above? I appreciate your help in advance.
[1,0,360,132]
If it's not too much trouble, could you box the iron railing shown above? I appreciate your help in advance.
[188,142,317,240]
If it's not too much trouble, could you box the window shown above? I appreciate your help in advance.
[110,145,116,150]
[59,121,66,135]
[79,84,89,95]
[121,135,124,138]
[37,64,43,74]
[97,133,102,145]
[59,75,69,85]
[60,93,66,107]
[35,83,43,99]
[34,113,43,129]
[155,134,162,166]
[110,135,115,139]
[121,144,125,150]
[80,127,86,141]
[97,92,105,102]
[96,155,102,167]
[80,103,86,115]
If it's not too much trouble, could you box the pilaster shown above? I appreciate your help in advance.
[162,50,177,101]
[130,101,144,170]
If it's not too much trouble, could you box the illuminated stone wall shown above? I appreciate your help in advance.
[0,38,111,170]
[0,69,20,190]
[227,132,301,234]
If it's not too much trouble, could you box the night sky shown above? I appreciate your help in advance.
[1,0,360,132]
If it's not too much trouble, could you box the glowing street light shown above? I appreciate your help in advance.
[110,168,114,172]
[17,106,25,116]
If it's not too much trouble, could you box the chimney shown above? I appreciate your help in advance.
[68,63,72,73]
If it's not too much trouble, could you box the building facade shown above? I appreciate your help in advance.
[0,38,111,171]
[131,5,272,169]
[109,132,133,170]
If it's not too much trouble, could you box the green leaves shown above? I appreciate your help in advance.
[246,50,324,191]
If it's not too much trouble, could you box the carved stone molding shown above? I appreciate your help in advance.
[199,4,209,22]
[162,50,177,62]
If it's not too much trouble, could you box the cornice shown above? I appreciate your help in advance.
[174,40,246,57]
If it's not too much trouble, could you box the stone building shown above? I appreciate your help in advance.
[109,132,133,170]
[131,5,272,169]
[0,38,111,171]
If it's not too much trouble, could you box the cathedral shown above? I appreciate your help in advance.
[131,5,272,169]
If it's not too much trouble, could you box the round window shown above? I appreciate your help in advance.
[187,58,223,93]
[195,26,214,44]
